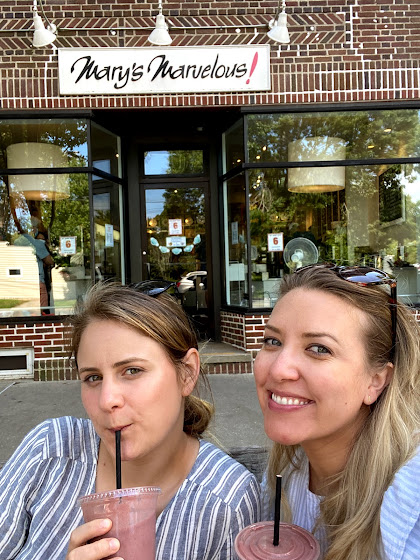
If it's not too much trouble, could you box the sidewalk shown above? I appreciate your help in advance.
[0,375,268,468]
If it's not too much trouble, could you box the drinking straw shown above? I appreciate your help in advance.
[273,475,282,546]
[115,430,122,490]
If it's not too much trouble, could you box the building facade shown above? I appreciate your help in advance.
[1,0,420,379]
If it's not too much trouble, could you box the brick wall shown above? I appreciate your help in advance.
[1,0,420,111]
[220,310,246,349]
[221,310,269,358]
[204,362,253,375]
[0,320,76,380]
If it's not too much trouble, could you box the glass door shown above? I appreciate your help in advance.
[143,184,210,338]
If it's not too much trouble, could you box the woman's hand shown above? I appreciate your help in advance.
[66,518,122,560]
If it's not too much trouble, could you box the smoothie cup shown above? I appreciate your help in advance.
[79,486,161,560]
[235,521,320,560]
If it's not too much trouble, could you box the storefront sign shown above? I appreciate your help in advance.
[267,233,284,252]
[231,221,239,245]
[168,219,183,235]
[166,236,186,248]
[58,46,271,94]
[105,224,114,248]
[60,236,77,255]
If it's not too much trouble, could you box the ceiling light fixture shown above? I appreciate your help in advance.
[288,136,346,193]
[267,0,290,44]
[7,142,70,200]
[148,0,173,46]
[32,0,57,48]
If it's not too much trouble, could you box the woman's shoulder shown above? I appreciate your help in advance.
[21,416,97,462]
[383,447,420,506]
[188,440,261,508]
[380,447,420,559]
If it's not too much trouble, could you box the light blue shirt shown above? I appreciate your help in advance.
[0,416,261,560]
[14,233,49,283]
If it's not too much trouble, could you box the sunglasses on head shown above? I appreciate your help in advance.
[295,263,397,363]
[129,280,177,297]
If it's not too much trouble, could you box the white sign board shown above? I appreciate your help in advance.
[166,236,186,248]
[105,224,114,248]
[58,46,271,94]
[60,236,77,255]
[168,219,183,235]
[231,221,239,245]
[267,233,284,252]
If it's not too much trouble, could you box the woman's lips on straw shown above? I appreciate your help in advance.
[109,425,130,433]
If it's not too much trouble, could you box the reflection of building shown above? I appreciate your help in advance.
[0,243,40,307]
[2,0,420,378]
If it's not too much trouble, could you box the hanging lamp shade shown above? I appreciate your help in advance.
[288,136,346,193]
[33,11,56,47]
[7,142,70,200]
[267,12,290,44]
[148,13,172,46]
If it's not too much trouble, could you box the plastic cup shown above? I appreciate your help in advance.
[235,521,320,560]
[79,486,161,560]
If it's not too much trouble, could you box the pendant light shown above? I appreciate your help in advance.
[32,0,57,48]
[148,0,173,46]
[267,0,290,44]
[288,137,346,193]
[7,142,70,200]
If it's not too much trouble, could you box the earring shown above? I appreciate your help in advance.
[367,395,371,405]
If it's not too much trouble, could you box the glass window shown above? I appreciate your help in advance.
[0,172,91,317]
[91,122,122,178]
[93,180,124,282]
[145,186,206,282]
[247,163,420,307]
[0,117,124,318]
[223,119,245,174]
[223,174,248,306]
[247,110,420,163]
[0,118,88,170]
[144,150,204,175]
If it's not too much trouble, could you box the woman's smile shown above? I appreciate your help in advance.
[270,392,313,407]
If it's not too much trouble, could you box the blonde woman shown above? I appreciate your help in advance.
[0,282,261,560]
[254,265,420,560]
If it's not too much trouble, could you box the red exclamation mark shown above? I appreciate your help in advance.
[246,52,258,84]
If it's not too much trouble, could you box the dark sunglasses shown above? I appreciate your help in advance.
[295,264,397,363]
[129,280,177,297]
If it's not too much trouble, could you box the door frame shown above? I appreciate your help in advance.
[140,178,214,339]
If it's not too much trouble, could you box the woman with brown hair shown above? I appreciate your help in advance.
[254,265,420,560]
[0,282,261,560]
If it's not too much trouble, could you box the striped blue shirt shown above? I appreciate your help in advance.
[0,416,261,559]
[261,448,420,560]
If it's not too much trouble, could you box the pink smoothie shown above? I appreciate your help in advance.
[98,510,156,560]
[79,486,160,560]
[235,521,320,560]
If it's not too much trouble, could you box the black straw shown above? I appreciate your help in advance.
[273,475,282,546]
[115,430,122,490]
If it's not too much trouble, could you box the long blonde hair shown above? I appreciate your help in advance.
[266,267,420,560]
[70,282,213,438]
